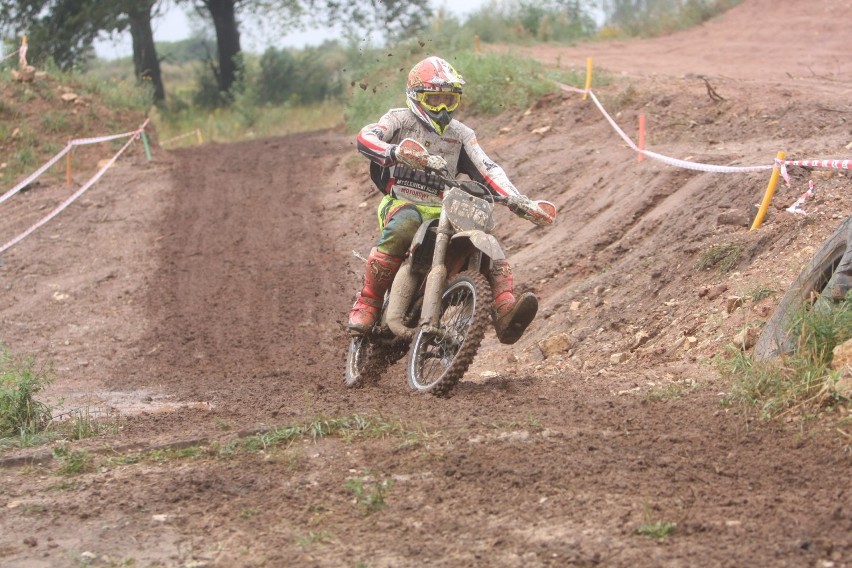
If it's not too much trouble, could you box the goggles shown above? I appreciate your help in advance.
[416,90,461,112]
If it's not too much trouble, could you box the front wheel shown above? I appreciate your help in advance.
[344,335,373,388]
[407,271,492,396]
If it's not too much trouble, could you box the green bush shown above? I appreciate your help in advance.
[464,0,596,44]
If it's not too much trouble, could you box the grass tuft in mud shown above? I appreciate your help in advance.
[0,345,54,447]
[720,297,852,419]
[694,243,744,274]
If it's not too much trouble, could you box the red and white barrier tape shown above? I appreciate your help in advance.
[160,130,197,145]
[1,48,20,63]
[559,83,852,181]
[559,83,777,175]
[786,180,816,216]
[0,120,149,206]
[0,120,149,254]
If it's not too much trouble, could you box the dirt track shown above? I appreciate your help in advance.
[1,1,851,566]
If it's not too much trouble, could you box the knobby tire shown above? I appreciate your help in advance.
[407,271,491,397]
[754,215,852,359]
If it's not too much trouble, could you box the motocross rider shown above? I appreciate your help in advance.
[348,55,553,345]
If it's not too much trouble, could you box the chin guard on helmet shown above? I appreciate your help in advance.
[406,56,465,136]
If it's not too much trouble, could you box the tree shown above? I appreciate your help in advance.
[0,0,167,102]
[185,0,431,98]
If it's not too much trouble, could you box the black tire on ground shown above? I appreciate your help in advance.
[754,215,852,359]
[406,271,492,397]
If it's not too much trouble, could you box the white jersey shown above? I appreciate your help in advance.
[357,108,521,206]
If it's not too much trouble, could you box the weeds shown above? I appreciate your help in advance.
[694,243,744,274]
[297,530,333,548]
[636,519,676,539]
[648,378,699,402]
[749,287,776,302]
[0,346,54,446]
[345,473,393,515]
[243,414,428,452]
[53,447,94,476]
[719,296,852,418]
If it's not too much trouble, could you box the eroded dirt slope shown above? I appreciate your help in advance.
[0,1,850,566]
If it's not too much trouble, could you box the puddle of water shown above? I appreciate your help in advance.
[45,386,212,419]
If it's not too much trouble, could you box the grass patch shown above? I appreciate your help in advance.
[0,346,54,448]
[297,530,333,548]
[53,447,94,476]
[243,414,429,453]
[636,519,676,539]
[647,378,699,402]
[345,472,393,516]
[719,296,852,418]
[694,243,744,274]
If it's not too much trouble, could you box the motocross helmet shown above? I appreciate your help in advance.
[406,56,465,136]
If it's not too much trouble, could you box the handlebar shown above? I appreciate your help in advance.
[426,166,555,226]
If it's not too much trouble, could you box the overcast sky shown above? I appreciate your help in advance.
[94,0,493,59]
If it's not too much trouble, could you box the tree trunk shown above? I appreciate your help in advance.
[128,1,165,103]
[205,0,241,96]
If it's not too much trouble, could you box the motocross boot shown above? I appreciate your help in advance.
[348,248,404,336]
[490,260,539,345]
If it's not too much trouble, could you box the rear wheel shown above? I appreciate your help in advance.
[407,271,491,396]
[755,216,852,359]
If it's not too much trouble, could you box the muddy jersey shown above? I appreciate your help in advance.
[356,108,521,206]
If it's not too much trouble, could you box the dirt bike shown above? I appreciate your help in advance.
[344,140,556,396]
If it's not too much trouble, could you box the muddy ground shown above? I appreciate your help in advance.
[0,1,850,566]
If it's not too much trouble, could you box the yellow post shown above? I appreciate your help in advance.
[750,151,786,230]
[196,128,204,145]
[474,34,480,53]
[582,57,593,100]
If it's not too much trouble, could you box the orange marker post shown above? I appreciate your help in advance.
[582,57,593,100]
[66,147,72,186]
[637,114,646,162]
[750,151,786,230]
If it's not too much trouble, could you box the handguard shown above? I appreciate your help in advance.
[507,195,557,226]
[394,138,448,171]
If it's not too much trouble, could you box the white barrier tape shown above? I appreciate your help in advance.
[1,48,20,63]
[70,126,147,146]
[0,119,149,206]
[0,145,72,205]
[0,130,142,255]
[643,149,775,174]
[557,83,846,178]
[160,130,197,145]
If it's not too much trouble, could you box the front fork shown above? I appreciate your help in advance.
[419,212,486,333]
[420,212,451,331]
